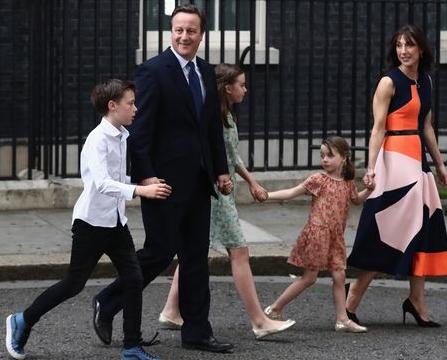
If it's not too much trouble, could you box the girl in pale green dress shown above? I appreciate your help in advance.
[159,64,295,340]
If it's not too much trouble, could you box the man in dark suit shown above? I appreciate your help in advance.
[92,4,234,354]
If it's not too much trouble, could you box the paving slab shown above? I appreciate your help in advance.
[0,199,446,282]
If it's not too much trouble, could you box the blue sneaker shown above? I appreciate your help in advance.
[5,313,31,360]
[121,346,161,360]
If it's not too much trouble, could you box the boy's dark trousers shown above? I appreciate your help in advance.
[23,219,143,348]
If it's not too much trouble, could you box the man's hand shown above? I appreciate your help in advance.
[217,174,232,195]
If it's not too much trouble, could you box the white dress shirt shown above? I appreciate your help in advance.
[170,46,206,101]
[72,118,136,227]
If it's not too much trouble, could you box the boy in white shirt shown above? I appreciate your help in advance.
[5,79,170,360]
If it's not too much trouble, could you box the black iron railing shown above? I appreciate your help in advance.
[0,0,446,179]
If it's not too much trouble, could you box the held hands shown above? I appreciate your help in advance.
[436,163,447,186]
[366,181,376,191]
[363,168,376,190]
[136,177,172,199]
[217,174,233,195]
[249,182,268,202]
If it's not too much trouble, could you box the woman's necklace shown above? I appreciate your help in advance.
[399,65,420,88]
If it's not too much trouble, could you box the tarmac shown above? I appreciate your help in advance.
[0,170,446,282]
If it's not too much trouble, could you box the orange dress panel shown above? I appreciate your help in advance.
[413,252,447,276]
[384,85,422,162]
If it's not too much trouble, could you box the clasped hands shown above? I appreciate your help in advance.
[249,182,268,202]
[363,168,376,190]
[217,174,233,195]
[436,163,447,186]
[217,175,269,202]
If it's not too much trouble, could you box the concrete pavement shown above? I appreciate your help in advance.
[0,170,315,281]
[0,199,360,281]
[0,170,446,281]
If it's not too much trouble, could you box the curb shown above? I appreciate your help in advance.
[1,256,444,283]
[0,256,306,281]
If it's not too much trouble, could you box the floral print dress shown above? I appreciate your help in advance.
[210,113,246,249]
[288,172,357,271]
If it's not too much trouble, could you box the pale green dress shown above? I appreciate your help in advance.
[210,113,246,249]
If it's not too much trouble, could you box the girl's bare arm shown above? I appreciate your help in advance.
[267,183,307,201]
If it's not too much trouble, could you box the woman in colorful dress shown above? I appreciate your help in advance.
[346,24,447,327]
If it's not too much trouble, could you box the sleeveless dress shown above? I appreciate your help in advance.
[347,68,447,276]
[210,113,246,249]
[288,172,357,271]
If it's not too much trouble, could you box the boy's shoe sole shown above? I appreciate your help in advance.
[6,314,26,360]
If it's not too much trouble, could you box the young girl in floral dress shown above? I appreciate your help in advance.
[263,136,372,333]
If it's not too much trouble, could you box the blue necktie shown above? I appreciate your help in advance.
[187,61,203,119]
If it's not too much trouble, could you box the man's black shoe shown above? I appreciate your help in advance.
[92,296,112,345]
[182,336,234,353]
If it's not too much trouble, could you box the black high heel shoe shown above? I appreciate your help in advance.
[345,283,361,325]
[346,310,360,325]
[402,298,441,328]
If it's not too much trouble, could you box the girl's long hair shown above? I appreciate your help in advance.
[215,63,244,128]
[322,136,355,181]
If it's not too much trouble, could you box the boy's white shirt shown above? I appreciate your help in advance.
[72,117,136,227]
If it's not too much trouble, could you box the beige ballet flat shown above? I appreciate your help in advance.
[253,319,296,340]
[158,313,183,330]
[264,306,283,320]
[335,319,367,333]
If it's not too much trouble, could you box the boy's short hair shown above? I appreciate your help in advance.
[90,79,135,116]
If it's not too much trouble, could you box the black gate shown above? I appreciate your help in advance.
[0,0,446,179]
[1,0,139,179]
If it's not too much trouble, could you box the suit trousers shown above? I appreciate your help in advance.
[23,219,143,348]
[96,171,213,342]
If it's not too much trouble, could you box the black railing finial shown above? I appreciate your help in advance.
[238,46,250,67]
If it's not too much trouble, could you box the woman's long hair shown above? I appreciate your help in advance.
[215,63,244,128]
[386,24,434,73]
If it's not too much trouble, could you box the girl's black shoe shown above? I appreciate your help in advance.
[402,298,441,328]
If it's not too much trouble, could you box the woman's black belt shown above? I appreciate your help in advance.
[386,130,421,136]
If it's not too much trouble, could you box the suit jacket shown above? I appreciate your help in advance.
[129,48,228,201]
